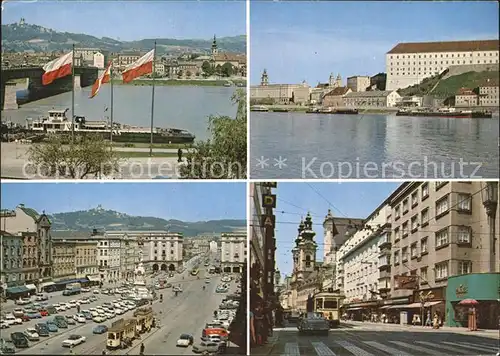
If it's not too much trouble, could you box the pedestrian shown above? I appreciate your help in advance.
[425,311,432,327]
[140,342,145,355]
[178,148,183,162]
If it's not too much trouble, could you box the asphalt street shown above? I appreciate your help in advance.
[253,327,500,356]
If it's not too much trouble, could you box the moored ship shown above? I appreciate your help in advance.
[25,109,195,144]
[396,107,493,119]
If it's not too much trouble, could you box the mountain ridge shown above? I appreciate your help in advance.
[46,206,246,237]
[1,21,246,54]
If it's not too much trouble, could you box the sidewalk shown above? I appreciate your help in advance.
[345,320,500,339]
[250,334,280,356]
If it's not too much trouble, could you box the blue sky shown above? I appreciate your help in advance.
[274,182,400,276]
[1,183,246,221]
[250,1,499,85]
[2,1,246,40]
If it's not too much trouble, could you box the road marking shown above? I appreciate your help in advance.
[312,341,336,356]
[389,340,443,355]
[336,340,374,356]
[450,342,499,353]
[363,341,411,356]
[416,341,468,354]
[282,342,300,356]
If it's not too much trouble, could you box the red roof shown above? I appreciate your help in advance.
[388,40,499,54]
[324,87,350,96]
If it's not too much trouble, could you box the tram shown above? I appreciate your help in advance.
[313,291,344,327]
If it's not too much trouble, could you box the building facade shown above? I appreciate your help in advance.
[0,231,24,295]
[343,90,401,107]
[221,233,247,273]
[477,82,499,107]
[137,231,183,272]
[322,87,352,107]
[74,240,99,279]
[93,52,105,69]
[52,240,76,281]
[347,76,371,92]
[250,69,311,105]
[0,205,53,285]
[385,40,500,90]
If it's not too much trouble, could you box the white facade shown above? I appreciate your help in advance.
[385,40,499,90]
[209,241,218,253]
[92,235,121,282]
[340,204,391,305]
[93,52,105,69]
[478,85,499,107]
[347,76,370,92]
[221,233,246,273]
[139,232,183,272]
[343,90,401,107]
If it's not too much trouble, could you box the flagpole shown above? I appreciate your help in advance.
[71,44,75,144]
[110,62,114,144]
[149,41,157,157]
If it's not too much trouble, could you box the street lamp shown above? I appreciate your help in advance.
[481,182,498,272]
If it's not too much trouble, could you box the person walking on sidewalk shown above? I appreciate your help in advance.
[425,311,432,327]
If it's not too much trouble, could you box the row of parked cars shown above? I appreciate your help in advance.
[0,298,144,354]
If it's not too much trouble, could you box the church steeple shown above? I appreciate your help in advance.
[260,69,269,86]
[301,212,316,242]
[295,218,305,246]
[211,34,218,56]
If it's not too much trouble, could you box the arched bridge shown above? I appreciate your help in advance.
[1,66,98,110]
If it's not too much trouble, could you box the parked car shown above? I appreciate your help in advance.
[10,332,29,348]
[192,341,219,354]
[35,293,48,301]
[0,338,16,354]
[24,328,40,341]
[35,323,50,337]
[4,315,22,325]
[45,321,58,332]
[176,334,194,347]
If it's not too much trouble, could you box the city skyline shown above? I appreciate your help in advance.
[2,1,246,40]
[1,183,246,222]
[250,1,499,85]
[274,182,400,277]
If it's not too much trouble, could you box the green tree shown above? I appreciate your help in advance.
[179,89,246,179]
[27,134,121,179]
[186,70,192,78]
[177,70,183,78]
[202,61,214,76]
[221,62,233,77]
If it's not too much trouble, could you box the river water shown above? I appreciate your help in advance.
[250,112,499,179]
[2,85,238,141]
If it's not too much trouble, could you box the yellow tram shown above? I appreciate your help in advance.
[313,292,344,327]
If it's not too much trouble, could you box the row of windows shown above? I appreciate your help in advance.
[390,59,498,66]
[389,52,498,59]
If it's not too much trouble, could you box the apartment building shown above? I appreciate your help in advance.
[52,240,76,281]
[385,181,499,316]
[385,40,500,90]
[221,232,247,273]
[0,205,53,284]
[339,203,391,317]
[74,241,99,279]
[478,82,499,107]
[0,232,24,296]
[138,231,183,272]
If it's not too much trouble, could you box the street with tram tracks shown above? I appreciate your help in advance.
[1,253,242,355]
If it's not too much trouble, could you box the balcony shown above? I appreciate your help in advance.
[378,256,391,270]
[379,235,391,249]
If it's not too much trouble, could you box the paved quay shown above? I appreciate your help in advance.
[0,142,182,179]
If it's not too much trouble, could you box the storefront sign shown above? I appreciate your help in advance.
[455,284,468,298]
[395,275,418,290]
[261,214,276,228]
[262,194,276,209]
[262,182,277,188]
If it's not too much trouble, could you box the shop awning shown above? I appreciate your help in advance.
[40,281,55,288]
[379,305,391,309]
[425,301,442,307]
[388,304,411,309]
[78,278,89,283]
[86,275,101,282]
[405,303,422,308]
[6,286,29,294]
[25,284,37,290]
[347,307,363,311]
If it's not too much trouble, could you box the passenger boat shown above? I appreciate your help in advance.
[25,109,195,144]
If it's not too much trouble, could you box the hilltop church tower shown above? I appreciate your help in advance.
[260,69,269,86]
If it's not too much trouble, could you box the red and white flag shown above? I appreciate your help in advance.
[42,51,73,85]
[90,61,112,98]
[122,49,154,83]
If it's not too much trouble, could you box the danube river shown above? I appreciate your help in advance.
[2,85,238,141]
[250,112,499,179]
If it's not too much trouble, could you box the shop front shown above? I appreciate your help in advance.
[446,273,500,330]
[378,297,411,324]
[343,299,380,321]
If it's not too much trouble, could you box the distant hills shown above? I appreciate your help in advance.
[48,206,246,237]
[1,21,246,54]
